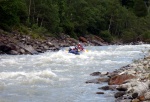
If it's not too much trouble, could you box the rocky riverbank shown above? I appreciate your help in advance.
[0,29,108,55]
[86,51,150,102]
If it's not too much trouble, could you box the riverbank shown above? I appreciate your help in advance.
[86,50,150,102]
[0,29,108,55]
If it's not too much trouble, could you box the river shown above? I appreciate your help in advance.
[0,44,150,102]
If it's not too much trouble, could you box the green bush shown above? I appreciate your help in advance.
[31,24,47,34]
[100,30,113,43]
[0,23,11,31]
[121,30,137,43]
[18,25,29,34]
[142,30,150,42]
[70,33,78,39]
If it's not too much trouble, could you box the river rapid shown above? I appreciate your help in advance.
[0,45,150,102]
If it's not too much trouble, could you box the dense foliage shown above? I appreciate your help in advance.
[0,0,150,43]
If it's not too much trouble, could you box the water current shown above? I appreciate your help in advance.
[0,45,150,102]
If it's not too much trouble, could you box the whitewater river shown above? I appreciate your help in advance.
[0,45,150,102]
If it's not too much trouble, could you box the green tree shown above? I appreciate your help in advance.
[25,0,59,33]
[134,0,148,17]
[120,0,135,9]
[0,0,27,30]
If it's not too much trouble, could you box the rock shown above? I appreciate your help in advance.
[86,77,109,84]
[90,72,101,76]
[144,91,150,100]
[67,38,79,44]
[101,71,109,75]
[36,48,43,53]
[127,70,137,75]
[59,43,69,47]
[9,43,18,51]
[108,74,136,85]
[132,99,140,102]
[132,93,138,99]
[122,94,133,99]
[98,77,110,82]
[93,35,104,42]
[98,85,117,91]
[18,43,38,54]
[98,86,110,90]
[43,45,49,50]
[119,99,132,102]
[79,36,88,43]
[20,49,25,54]
[47,42,55,47]
[0,45,12,53]
[108,73,118,78]
[85,49,150,102]
[9,50,19,55]
[85,78,101,84]
[92,40,106,46]
[116,87,127,91]
[138,95,145,101]
[96,92,104,94]
[114,91,126,98]
[127,81,150,96]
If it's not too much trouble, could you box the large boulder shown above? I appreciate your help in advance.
[108,74,136,85]
[79,36,88,43]
[17,43,38,54]
[0,45,12,54]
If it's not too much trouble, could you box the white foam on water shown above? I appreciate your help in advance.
[0,58,19,66]
[0,44,150,102]
[0,70,57,85]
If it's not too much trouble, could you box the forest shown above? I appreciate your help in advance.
[0,0,150,43]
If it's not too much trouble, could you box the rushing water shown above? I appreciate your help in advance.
[0,45,150,102]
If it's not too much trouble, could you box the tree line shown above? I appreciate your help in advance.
[0,0,150,43]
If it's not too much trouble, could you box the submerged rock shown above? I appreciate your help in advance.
[96,92,104,94]
[90,72,101,76]
[86,77,110,84]
[98,85,117,91]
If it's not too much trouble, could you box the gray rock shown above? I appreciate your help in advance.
[86,77,109,84]
[96,92,104,94]
[90,72,101,76]
[132,93,138,99]
[114,91,126,98]
[18,43,38,54]
[9,50,19,55]
[98,85,117,91]
[116,87,127,91]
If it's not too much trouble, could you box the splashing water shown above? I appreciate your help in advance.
[0,44,150,102]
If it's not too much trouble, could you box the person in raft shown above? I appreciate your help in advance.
[76,43,84,51]
[68,43,84,54]
[68,46,79,54]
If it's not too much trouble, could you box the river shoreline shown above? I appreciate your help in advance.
[0,29,109,55]
[86,50,150,102]
[0,29,146,55]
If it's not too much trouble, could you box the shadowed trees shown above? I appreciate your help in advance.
[0,0,150,43]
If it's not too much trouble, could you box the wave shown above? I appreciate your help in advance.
[0,70,57,85]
